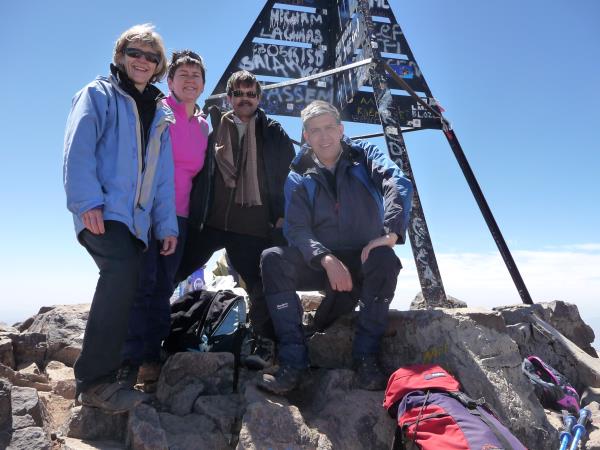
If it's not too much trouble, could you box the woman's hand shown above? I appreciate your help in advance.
[81,207,105,235]
[160,236,178,256]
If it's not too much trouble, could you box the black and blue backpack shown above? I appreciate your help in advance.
[163,289,248,361]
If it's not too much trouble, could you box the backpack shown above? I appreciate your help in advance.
[163,289,247,361]
[384,364,527,450]
[521,355,580,414]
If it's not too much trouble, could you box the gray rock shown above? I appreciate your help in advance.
[307,314,355,369]
[410,291,468,310]
[496,300,597,356]
[0,363,52,391]
[307,307,557,448]
[193,394,243,438]
[11,386,47,428]
[0,323,18,333]
[159,411,230,449]
[46,360,76,399]
[24,304,89,366]
[126,404,168,450]
[62,437,126,450]
[301,369,394,449]
[11,413,37,430]
[497,305,600,392]
[0,378,11,430]
[63,406,127,441]
[6,426,51,449]
[0,337,15,369]
[237,397,331,449]
[156,352,234,415]
[7,332,47,368]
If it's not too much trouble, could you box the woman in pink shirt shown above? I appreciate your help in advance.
[120,50,209,388]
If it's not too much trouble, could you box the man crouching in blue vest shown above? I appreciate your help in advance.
[257,100,414,395]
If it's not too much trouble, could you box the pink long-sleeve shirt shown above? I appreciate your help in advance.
[164,95,209,217]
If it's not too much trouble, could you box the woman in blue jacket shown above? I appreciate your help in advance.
[63,24,178,413]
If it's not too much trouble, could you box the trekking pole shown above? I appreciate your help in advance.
[559,413,576,450]
[568,408,591,450]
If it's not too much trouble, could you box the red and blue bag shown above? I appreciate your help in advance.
[384,364,527,450]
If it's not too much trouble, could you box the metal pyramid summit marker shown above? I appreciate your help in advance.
[206,0,533,307]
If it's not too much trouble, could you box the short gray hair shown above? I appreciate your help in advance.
[301,100,340,129]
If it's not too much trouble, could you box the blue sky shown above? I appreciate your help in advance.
[1,0,599,338]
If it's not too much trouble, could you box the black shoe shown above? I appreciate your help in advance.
[256,365,304,395]
[245,335,275,370]
[116,363,139,389]
[353,355,387,391]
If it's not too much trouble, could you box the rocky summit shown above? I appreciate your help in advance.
[1,298,599,449]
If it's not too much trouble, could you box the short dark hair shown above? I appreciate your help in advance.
[167,50,206,83]
[226,70,262,97]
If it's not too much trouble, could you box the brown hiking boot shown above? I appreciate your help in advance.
[138,362,162,393]
[256,365,305,395]
[79,382,150,414]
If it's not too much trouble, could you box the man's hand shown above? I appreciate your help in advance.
[361,232,398,263]
[321,254,353,292]
[81,207,105,235]
[160,236,178,256]
[275,217,285,228]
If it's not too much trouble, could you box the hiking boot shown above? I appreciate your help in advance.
[138,362,161,393]
[116,364,139,389]
[245,335,275,370]
[79,382,150,414]
[354,355,388,391]
[256,365,304,395]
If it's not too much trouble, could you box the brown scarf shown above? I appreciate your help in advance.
[214,111,262,206]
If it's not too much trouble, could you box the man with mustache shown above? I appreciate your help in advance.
[178,70,295,369]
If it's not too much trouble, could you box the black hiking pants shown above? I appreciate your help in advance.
[260,245,401,369]
[75,221,143,394]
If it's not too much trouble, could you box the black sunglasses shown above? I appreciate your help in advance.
[232,90,258,99]
[124,47,161,65]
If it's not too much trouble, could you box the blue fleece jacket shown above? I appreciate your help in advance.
[283,137,413,268]
[63,75,178,246]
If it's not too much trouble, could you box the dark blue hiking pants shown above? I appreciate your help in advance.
[260,245,401,369]
[121,216,188,366]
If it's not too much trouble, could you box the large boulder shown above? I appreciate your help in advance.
[159,411,231,449]
[23,304,89,367]
[6,332,47,368]
[410,291,468,310]
[0,378,12,430]
[5,426,51,449]
[63,406,127,441]
[496,304,600,393]
[0,337,15,369]
[238,383,332,450]
[45,360,76,399]
[308,308,557,449]
[496,300,597,357]
[126,404,168,450]
[293,369,394,449]
[156,352,235,416]
[10,386,48,430]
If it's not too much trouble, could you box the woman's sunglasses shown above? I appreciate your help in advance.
[124,47,161,65]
